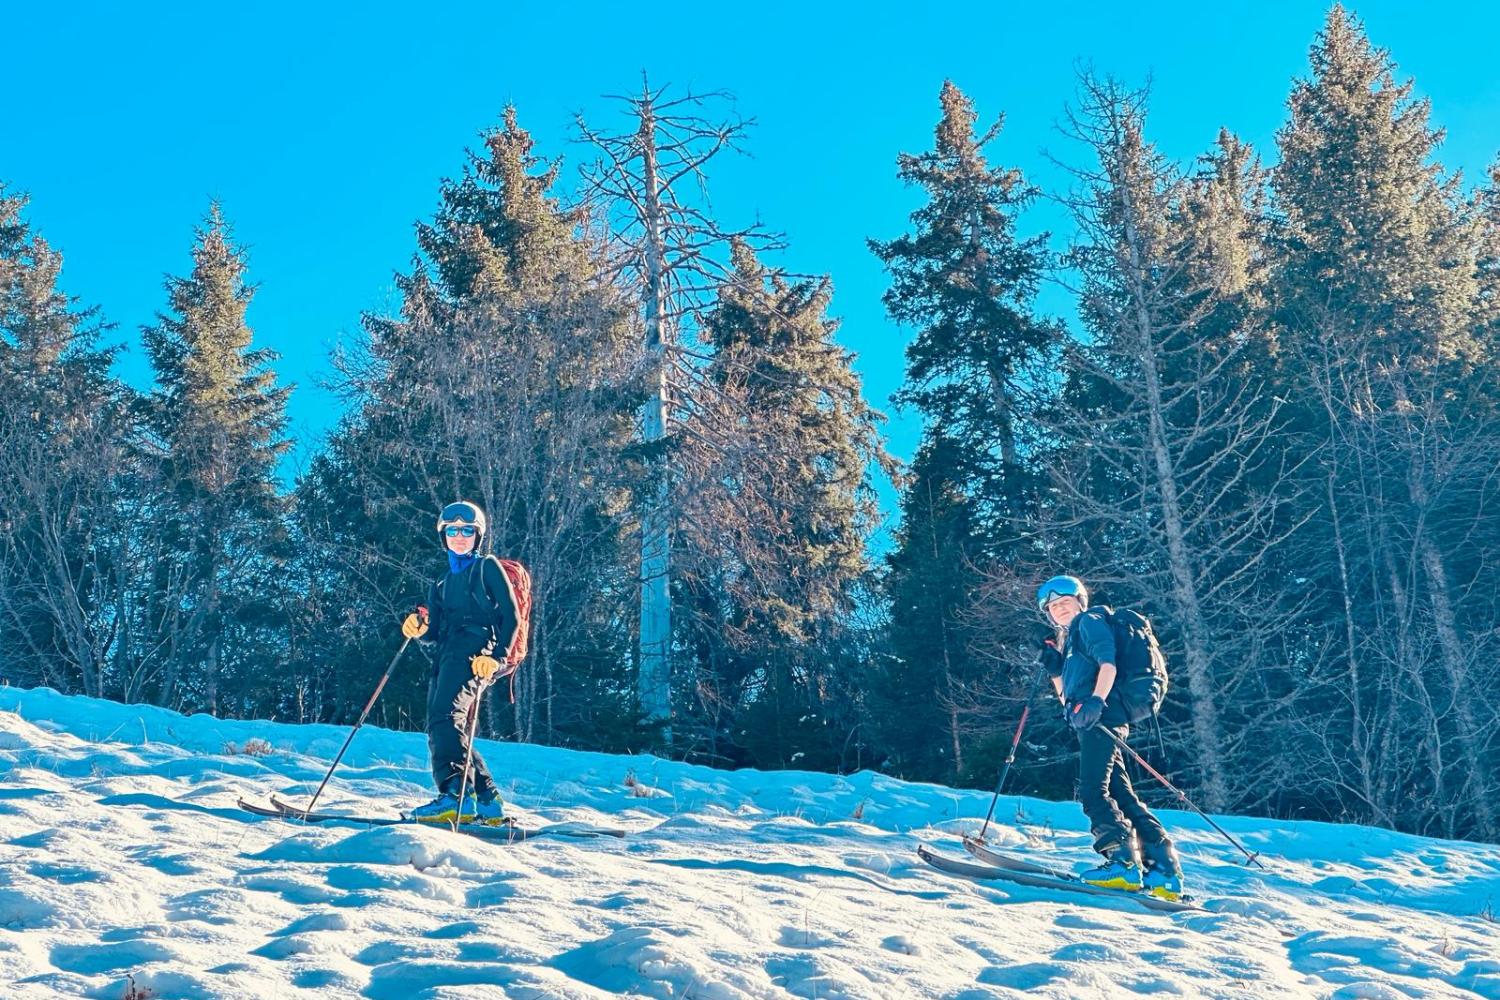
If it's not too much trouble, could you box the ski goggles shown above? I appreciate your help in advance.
[439,501,481,525]
[1036,576,1086,614]
[444,525,477,538]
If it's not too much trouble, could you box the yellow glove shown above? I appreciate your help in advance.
[470,653,505,681]
[401,607,429,639]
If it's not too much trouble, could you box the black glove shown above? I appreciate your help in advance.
[1069,695,1106,731]
[1035,625,1063,675]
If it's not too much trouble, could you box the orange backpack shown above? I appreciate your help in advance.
[495,557,532,668]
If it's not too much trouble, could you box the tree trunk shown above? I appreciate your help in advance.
[1325,467,1381,821]
[636,93,673,735]
[1118,194,1231,812]
[988,358,1023,524]
[1380,544,1449,834]
[1416,529,1497,839]
[926,483,964,776]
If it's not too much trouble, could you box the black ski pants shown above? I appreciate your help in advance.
[426,639,498,801]
[1076,723,1174,870]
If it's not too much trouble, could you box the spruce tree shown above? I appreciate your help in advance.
[1270,5,1496,838]
[0,187,131,697]
[872,432,985,781]
[1274,4,1478,365]
[868,81,1056,784]
[679,242,889,768]
[1474,158,1500,356]
[870,80,1056,531]
[139,206,291,713]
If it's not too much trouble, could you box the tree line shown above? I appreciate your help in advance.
[2,6,1495,842]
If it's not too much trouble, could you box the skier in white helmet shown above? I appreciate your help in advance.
[400,500,518,825]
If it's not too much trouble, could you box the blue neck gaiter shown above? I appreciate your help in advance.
[447,551,477,575]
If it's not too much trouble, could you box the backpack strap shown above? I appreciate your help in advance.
[478,555,524,704]
[469,555,493,616]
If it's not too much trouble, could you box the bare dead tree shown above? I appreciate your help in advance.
[576,77,782,738]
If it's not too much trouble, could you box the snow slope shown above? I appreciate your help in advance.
[2,686,1498,1000]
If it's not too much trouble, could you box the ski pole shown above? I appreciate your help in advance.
[453,674,492,831]
[1100,726,1266,869]
[296,636,412,818]
[977,662,1050,842]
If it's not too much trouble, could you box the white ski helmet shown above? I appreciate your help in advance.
[437,500,487,545]
[1036,575,1088,616]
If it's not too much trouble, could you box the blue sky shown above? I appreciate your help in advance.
[6,2,1498,534]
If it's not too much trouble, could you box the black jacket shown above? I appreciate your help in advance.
[422,555,520,657]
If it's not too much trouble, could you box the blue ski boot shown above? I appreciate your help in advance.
[1080,857,1143,891]
[469,794,508,827]
[1143,867,1184,902]
[1140,839,1185,900]
[409,792,476,824]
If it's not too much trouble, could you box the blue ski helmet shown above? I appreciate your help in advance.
[1036,575,1088,616]
[437,500,487,545]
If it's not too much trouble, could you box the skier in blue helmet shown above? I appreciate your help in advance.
[1036,574,1184,901]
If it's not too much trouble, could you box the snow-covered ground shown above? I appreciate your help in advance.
[2,687,1497,999]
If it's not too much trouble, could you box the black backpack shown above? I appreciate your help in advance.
[1100,606,1169,723]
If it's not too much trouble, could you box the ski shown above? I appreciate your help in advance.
[962,836,1199,907]
[239,795,544,841]
[278,794,625,839]
[917,844,1204,913]
[235,796,626,842]
[963,836,1096,879]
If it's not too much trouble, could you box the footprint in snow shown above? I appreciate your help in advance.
[234,871,340,906]
[164,886,258,924]
[25,860,106,884]
[48,938,181,975]
[271,910,353,936]
[1053,912,1113,931]
[977,961,1064,991]
[463,880,519,908]
[426,920,482,939]
[325,862,465,904]
[355,938,446,966]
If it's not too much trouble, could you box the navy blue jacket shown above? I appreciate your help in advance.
[1050,608,1118,704]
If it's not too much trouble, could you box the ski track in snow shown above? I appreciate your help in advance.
[2,688,1498,999]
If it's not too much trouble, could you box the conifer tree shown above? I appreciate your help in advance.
[298,108,642,746]
[868,82,1056,783]
[1472,158,1500,362]
[871,81,1056,532]
[677,242,889,766]
[0,187,131,698]
[871,432,985,780]
[138,206,291,713]
[1270,5,1496,839]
